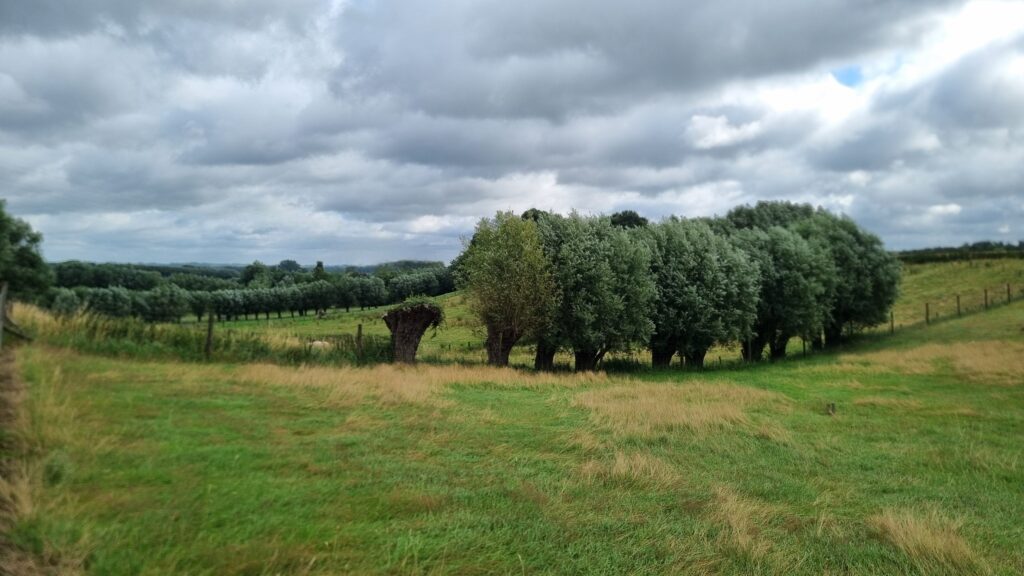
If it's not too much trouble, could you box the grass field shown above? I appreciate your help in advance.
[2,260,1023,574]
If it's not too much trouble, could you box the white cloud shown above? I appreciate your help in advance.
[1,0,1023,263]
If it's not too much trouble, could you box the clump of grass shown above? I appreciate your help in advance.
[578,451,680,488]
[574,382,786,438]
[868,509,987,575]
[708,486,773,558]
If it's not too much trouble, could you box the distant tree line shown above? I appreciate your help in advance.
[457,201,901,371]
[43,258,454,322]
[897,240,1024,264]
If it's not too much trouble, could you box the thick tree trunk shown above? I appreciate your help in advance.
[650,333,677,368]
[769,336,788,360]
[534,340,558,371]
[384,304,442,364]
[824,320,844,347]
[651,345,675,368]
[810,333,824,351]
[574,349,600,372]
[485,326,519,366]
[683,346,708,368]
[742,336,767,362]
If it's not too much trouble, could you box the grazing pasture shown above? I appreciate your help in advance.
[2,267,1023,574]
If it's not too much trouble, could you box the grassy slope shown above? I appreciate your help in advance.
[892,259,1024,327]
[9,298,1024,573]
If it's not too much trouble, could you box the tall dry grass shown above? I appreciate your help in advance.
[574,382,786,438]
[0,351,85,574]
[834,341,1024,385]
[578,451,680,488]
[236,362,607,407]
[868,509,988,575]
[12,303,388,366]
[708,485,773,559]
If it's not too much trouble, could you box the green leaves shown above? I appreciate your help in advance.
[0,199,53,300]
[459,212,558,364]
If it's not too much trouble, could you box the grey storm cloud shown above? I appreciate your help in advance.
[0,0,1021,264]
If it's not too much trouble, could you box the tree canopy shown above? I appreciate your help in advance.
[458,212,557,366]
[0,200,53,300]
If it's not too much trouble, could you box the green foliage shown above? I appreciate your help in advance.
[726,201,901,349]
[312,260,330,282]
[0,199,53,299]
[459,212,557,364]
[387,296,445,330]
[609,209,649,229]
[537,213,656,369]
[644,219,759,366]
[50,288,82,316]
[53,260,163,290]
[277,259,303,272]
[732,226,834,359]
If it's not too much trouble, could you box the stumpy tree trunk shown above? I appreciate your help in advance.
[682,346,708,368]
[485,325,519,366]
[769,336,788,360]
[742,336,767,362]
[534,340,558,371]
[650,334,676,368]
[824,319,844,348]
[574,349,600,372]
[384,304,442,364]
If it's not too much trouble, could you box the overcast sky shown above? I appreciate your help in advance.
[1,0,1022,264]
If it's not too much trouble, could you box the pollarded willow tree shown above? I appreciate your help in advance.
[457,212,557,366]
[533,213,656,371]
[383,297,444,364]
[727,201,901,348]
[644,219,759,367]
[731,226,834,361]
[796,214,901,345]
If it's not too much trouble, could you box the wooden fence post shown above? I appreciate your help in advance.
[204,307,214,361]
[890,310,895,334]
[0,282,7,351]
[356,323,364,361]
[925,303,930,325]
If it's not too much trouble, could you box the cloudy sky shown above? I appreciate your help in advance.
[1,0,1022,264]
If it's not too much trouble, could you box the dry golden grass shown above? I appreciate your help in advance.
[237,362,605,407]
[578,451,680,488]
[754,422,793,444]
[707,486,772,559]
[574,382,786,438]
[1,351,86,575]
[835,341,1024,385]
[853,396,922,410]
[868,509,988,575]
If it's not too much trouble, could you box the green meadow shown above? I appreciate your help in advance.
[2,259,1024,574]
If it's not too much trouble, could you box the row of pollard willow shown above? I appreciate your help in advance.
[195,280,1020,368]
